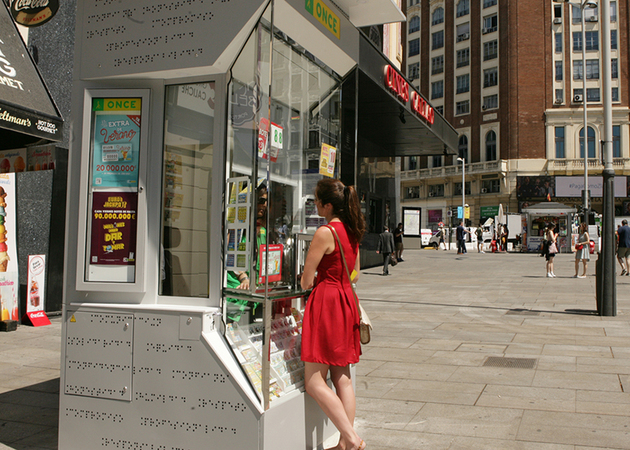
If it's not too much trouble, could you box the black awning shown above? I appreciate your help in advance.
[353,33,458,158]
[0,2,63,148]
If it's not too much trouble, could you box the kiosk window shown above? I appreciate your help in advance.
[160,83,215,297]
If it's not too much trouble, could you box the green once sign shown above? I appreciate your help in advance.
[480,206,499,217]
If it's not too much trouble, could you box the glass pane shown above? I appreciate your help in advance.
[160,83,215,297]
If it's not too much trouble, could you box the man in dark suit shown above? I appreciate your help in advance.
[377,225,395,275]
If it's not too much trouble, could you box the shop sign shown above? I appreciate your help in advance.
[480,205,499,217]
[90,192,138,266]
[305,0,340,39]
[319,143,336,177]
[91,98,141,188]
[10,0,59,27]
[384,65,434,125]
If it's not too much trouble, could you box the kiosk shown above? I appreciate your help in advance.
[59,1,458,449]
[522,202,577,253]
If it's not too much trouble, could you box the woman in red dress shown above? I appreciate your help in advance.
[301,178,366,450]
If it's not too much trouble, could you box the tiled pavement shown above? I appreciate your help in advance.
[1,248,630,449]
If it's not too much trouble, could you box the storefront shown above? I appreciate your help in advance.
[0,2,64,327]
[59,1,456,448]
[522,202,577,253]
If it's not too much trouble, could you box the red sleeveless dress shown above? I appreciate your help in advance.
[301,221,361,366]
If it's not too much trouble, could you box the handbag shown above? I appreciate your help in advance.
[328,225,372,345]
[576,243,584,250]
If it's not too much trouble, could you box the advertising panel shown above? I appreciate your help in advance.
[0,174,18,321]
[402,207,421,236]
[90,192,138,265]
[91,98,141,188]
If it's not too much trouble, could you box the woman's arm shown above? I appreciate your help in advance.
[300,226,335,290]
[353,250,361,283]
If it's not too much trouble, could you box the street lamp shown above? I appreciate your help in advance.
[457,157,465,225]
[554,0,598,224]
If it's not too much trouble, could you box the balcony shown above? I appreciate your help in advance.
[401,160,508,181]
[546,158,630,175]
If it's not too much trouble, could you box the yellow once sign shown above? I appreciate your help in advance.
[305,0,340,39]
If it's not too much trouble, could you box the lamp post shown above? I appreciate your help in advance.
[554,0,597,223]
[458,157,465,225]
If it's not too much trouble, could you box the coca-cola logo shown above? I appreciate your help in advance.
[10,0,59,28]
[30,311,45,318]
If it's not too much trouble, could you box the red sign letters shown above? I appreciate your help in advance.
[384,65,434,125]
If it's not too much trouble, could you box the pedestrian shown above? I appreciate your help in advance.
[300,178,367,450]
[438,227,447,250]
[475,224,484,253]
[377,225,395,275]
[545,224,558,277]
[573,222,590,278]
[394,222,404,262]
[456,221,469,254]
[616,219,630,275]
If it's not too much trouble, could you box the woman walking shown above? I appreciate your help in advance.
[574,222,590,278]
[300,178,367,450]
[545,224,558,278]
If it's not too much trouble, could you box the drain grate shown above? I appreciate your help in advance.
[505,309,540,316]
[483,357,537,369]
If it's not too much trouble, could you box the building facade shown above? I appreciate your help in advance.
[402,0,630,230]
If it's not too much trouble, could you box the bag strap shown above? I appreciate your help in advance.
[327,224,362,321]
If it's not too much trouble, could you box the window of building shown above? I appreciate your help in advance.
[612,59,618,79]
[432,80,444,99]
[483,40,498,60]
[580,126,596,158]
[483,67,498,87]
[483,14,498,34]
[483,94,498,110]
[456,74,470,94]
[573,31,599,51]
[405,186,420,199]
[432,155,443,167]
[432,55,444,74]
[573,4,598,23]
[409,38,420,56]
[458,135,468,160]
[481,179,500,193]
[457,23,470,42]
[435,105,444,115]
[409,0,420,6]
[456,0,470,17]
[455,182,471,196]
[555,89,564,103]
[573,60,599,80]
[408,62,420,80]
[586,88,600,102]
[555,61,563,81]
[612,87,619,102]
[611,30,617,49]
[432,7,444,25]
[457,48,470,67]
[611,1,617,22]
[555,33,563,53]
[484,0,497,8]
[408,156,418,170]
[554,4,562,19]
[456,100,470,115]
[428,184,445,197]
[409,15,420,33]
[555,126,565,158]
[432,30,444,50]
[485,130,497,161]
[613,125,621,157]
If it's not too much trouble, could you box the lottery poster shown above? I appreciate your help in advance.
[91,98,141,188]
[0,174,18,321]
[90,192,138,265]
[258,244,283,284]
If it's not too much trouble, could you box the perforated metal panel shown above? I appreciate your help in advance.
[64,312,133,400]
[78,0,266,78]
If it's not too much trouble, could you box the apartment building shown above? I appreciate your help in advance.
[402,0,630,230]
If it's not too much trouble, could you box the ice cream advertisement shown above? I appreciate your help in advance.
[90,192,138,265]
[91,98,141,188]
[319,143,336,178]
[0,148,27,173]
[0,174,19,321]
[27,255,46,313]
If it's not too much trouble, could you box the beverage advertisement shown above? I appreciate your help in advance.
[91,98,141,188]
[0,174,18,321]
[90,192,138,265]
[27,255,46,313]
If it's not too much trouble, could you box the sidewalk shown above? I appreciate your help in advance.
[1,249,629,449]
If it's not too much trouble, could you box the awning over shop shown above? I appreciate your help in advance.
[352,33,458,158]
[522,202,577,216]
[0,2,63,149]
